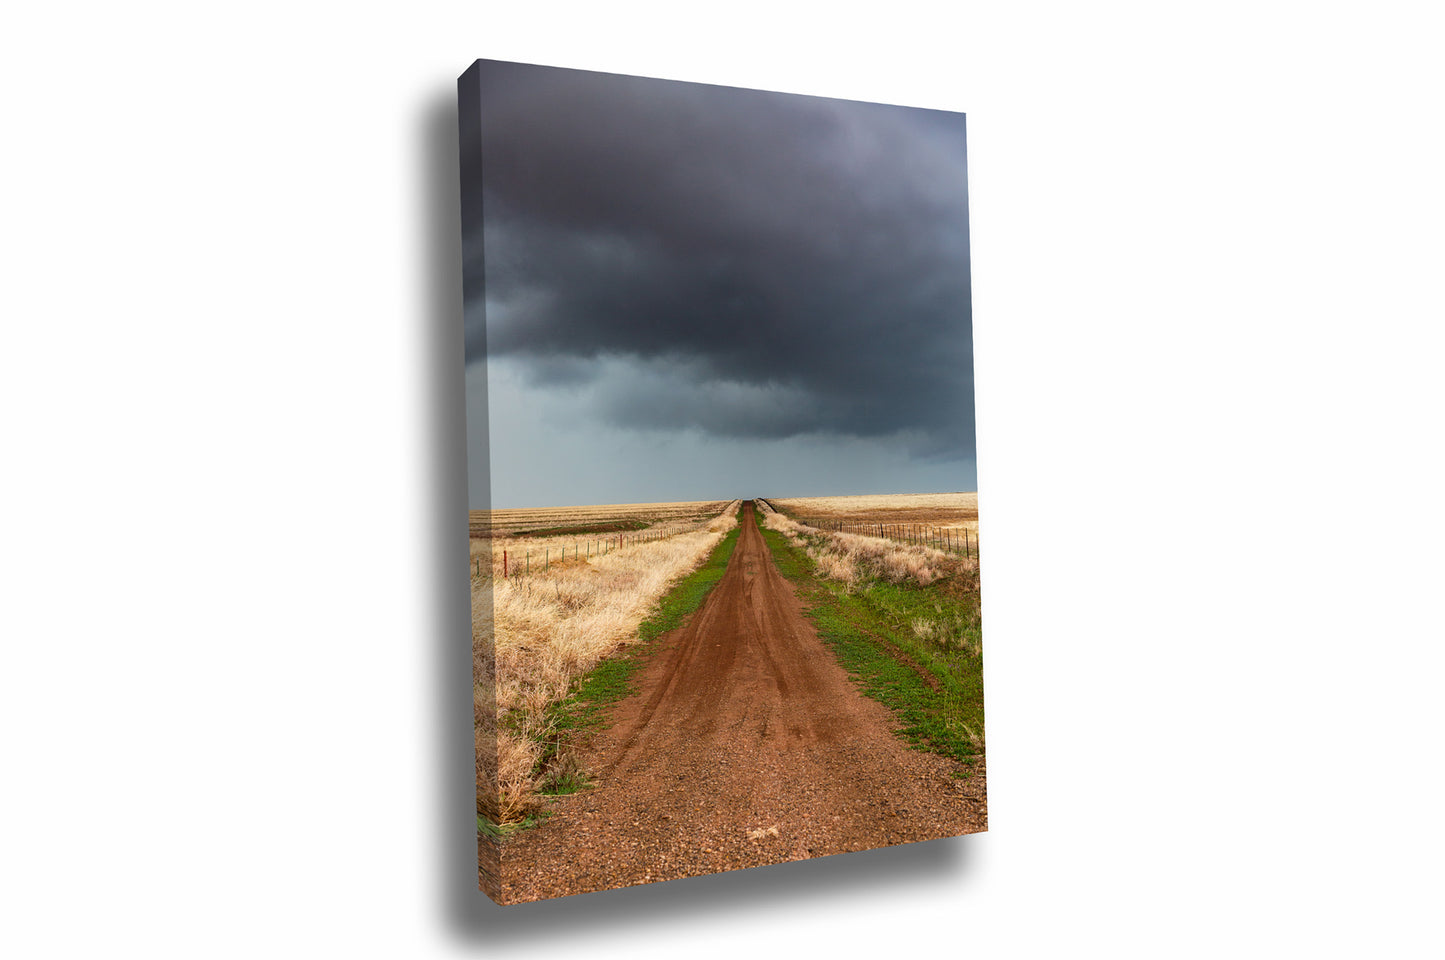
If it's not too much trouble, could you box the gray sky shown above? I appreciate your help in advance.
[463,60,975,509]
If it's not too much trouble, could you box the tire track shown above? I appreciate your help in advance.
[495,501,985,903]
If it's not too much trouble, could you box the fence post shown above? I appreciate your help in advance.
[503,549,507,578]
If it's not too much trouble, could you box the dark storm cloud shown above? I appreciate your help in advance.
[463,59,975,460]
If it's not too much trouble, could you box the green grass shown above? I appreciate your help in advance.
[479,809,551,839]
[537,762,588,797]
[756,518,985,769]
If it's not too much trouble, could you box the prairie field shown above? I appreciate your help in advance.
[768,492,979,551]
[471,499,729,540]
[475,499,741,827]
[470,499,737,581]
[769,491,977,531]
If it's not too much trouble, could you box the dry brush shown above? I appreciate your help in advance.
[760,505,975,589]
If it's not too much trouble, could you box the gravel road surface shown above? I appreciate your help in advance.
[492,501,985,903]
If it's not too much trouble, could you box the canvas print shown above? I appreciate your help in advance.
[460,59,984,904]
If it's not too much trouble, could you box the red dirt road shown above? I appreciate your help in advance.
[493,502,985,903]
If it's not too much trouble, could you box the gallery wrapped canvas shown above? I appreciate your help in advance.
[459,59,984,904]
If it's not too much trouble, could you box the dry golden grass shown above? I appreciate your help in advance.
[760,505,975,589]
[469,501,737,581]
[475,500,740,826]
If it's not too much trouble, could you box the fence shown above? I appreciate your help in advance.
[472,503,739,581]
[795,516,978,559]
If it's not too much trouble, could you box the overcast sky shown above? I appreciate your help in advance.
[463,59,976,509]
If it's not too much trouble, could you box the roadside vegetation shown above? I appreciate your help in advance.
[475,500,741,831]
[756,499,985,767]
[470,500,731,580]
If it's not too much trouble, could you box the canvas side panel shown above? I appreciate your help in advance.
[457,60,501,903]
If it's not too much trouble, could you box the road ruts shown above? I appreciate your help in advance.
[493,501,985,903]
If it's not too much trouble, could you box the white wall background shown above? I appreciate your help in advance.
[3,2,1442,956]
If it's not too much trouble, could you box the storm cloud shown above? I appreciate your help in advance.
[464,59,974,466]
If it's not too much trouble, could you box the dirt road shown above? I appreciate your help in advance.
[494,502,985,903]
